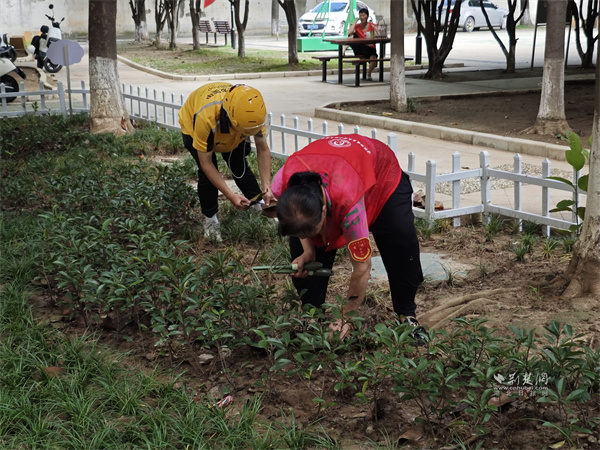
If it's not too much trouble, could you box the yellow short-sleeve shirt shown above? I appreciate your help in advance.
[178,82,246,154]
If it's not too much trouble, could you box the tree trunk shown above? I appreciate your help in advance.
[271,0,280,38]
[560,39,600,299]
[278,0,298,65]
[89,0,132,135]
[520,0,533,25]
[155,0,167,46]
[572,0,599,69]
[525,0,571,136]
[165,0,183,49]
[390,0,407,112]
[232,0,249,57]
[190,0,201,50]
[411,0,463,79]
[130,0,150,42]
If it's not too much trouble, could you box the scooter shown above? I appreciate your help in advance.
[0,34,18,62]
[30,4,64,73]
[0,58,26,103]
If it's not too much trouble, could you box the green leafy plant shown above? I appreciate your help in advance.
[548,132,590,234]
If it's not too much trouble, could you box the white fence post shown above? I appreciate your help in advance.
[514,154,523,232]
[57,82,67,118]
[542,159,551,237]
[280,114,287,155]
[480,151,491,224]
[425,160,437,227]
[268,112,274,151]
[387,133,397,153]
[452,152,461,227]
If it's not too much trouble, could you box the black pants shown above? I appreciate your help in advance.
[349,43,377,59]
[182,134,261,218]
[290,173,423,318]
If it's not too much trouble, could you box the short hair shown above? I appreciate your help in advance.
[358,8,369,16]
[277,172,323,237]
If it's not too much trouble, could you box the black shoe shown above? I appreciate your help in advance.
[406,317,429,345]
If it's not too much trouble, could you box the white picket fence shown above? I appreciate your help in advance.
[1,80,585,234]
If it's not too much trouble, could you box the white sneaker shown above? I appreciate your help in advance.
[204,220,222,243]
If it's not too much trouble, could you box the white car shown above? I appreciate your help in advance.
[298,1,377,37]
[442,0,508,32]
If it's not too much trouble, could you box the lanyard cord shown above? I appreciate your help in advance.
[225,143,247,180]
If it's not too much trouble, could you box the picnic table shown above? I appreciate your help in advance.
[322,36,391,85]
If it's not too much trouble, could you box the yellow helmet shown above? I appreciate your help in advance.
[223,84,267,135]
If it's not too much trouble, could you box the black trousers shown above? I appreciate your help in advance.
[182,134,261,218]
[290,173,423,318]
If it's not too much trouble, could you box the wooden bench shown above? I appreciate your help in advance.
[198,19,217,44]
[312,54,365,82]
[213,20,232,46]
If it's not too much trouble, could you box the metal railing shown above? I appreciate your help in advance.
[1,81,585,234]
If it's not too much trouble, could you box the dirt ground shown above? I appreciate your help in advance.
[25,60,599,448]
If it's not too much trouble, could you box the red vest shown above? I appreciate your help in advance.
[279,135,401,250]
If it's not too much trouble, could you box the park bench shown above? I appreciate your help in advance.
[198,19,217,45]
[213,20,232,46]
[311,54,365,82]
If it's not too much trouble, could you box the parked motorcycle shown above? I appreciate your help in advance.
[0,58,26,103]
[30,4,64,73]
[0,34,18,62]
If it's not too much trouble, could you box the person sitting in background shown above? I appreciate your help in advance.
[344,8,378,81]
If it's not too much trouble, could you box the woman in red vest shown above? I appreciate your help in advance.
[272,134,426,342]
[345,7,378,81]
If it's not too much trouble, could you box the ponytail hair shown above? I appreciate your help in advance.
[277,172,324,237]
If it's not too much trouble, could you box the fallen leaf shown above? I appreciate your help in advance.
[382,112,393,116]
[488,392,517,407]
[399,425,424,441]
[549,440,565,449]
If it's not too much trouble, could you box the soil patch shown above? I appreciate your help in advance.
[341,68,596,147]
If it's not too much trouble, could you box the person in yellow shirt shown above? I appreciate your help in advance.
[179,82,274,242]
